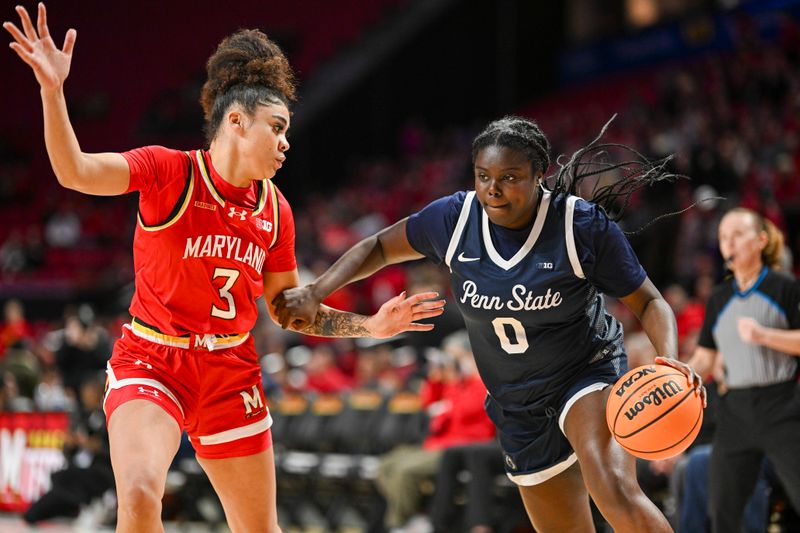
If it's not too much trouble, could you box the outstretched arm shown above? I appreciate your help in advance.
[620,276,706,405]
[263,268,443,338]
[307,218,423,302]
[272,218,425,329]
[4,3,130,195]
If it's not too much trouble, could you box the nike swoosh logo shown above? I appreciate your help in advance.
[457,252,480,262]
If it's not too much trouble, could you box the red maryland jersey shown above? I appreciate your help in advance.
[122,146,297,336]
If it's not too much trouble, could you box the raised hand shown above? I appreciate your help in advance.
[4,3,76,91]
[655,356,707,407]
[362,291,446,339]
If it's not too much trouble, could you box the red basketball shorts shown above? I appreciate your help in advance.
[104,322,272,459]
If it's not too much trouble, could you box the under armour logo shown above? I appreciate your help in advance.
[228,207,247,221]
[137,386,159,398]
[134,359,153,369]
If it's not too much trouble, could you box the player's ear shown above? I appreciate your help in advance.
[226,107,245,133]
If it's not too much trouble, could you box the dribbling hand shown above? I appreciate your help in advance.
[4,3,76,91]
[655,356,707,407]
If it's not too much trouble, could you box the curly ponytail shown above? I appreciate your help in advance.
[200,29,297,144]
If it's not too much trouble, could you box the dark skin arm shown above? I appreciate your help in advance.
[264,266,443,338]
[272,218,429,329]
[619,276,706,406]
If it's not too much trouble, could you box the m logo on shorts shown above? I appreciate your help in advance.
[240,385,264,417]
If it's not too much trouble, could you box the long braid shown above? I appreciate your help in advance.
[472,115,717,234]
[551,114,692,231]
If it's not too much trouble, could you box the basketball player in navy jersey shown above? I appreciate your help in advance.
[275,116,706,532]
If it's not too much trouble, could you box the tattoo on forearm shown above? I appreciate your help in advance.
[299,308,370,337]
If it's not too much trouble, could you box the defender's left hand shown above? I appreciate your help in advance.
[363,291,445,339]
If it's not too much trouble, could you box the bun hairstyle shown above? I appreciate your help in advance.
[200,29,297,144]
[728,207,785,269]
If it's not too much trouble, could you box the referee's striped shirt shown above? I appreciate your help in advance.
[698,267,800,389]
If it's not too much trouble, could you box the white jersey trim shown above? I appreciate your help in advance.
[197,415,273,445]
[482,189,551,271]
[445,191,477,269]
[565,195,586,279]
[103,362,186,418]
[507,452,578,486]
[195,150,225,207]
[558,382,609,435]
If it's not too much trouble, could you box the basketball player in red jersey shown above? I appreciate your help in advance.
[4,4,444,532]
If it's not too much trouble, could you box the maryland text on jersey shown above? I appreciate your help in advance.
[182,235,266,273]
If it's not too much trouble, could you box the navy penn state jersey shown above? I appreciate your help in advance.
[406,189,645,413]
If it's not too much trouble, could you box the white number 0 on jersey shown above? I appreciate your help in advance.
[491,317,529,354]
[211,267,240,319]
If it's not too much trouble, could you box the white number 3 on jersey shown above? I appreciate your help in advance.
[211,267,240,319]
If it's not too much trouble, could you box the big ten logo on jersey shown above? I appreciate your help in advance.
[240,385,265,418]
[259,218,273,233]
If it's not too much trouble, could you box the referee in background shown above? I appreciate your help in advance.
[688,207,800,533]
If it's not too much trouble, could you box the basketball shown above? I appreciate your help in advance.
[606,364,703,460]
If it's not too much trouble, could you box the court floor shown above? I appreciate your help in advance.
[0,514,231,532]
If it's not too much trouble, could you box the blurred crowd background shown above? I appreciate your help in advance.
[0,0,799,531]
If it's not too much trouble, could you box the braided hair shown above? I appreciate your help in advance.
[200,29,297,144]
[472,115,692,232]
[472,116,551,176]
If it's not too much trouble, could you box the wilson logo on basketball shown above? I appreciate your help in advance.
[623,380,684,421]
[614,366,657,397]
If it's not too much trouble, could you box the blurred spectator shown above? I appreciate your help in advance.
[44,204,82,248]
[0,369,36,412]
[678,445,769,533]
[23,225,46,270]
[2,345,40,402]
[376,331,495,532]
[53,304,112,396]
[401,263,465,372]
[428,440,505,533]
[0,298,32,354]
[24,372,114,524]
[35,367,74,412]
[624,331,657,369]
[354,339,405,394]
[663,283,705,358]
[304,344,355,394]
[0,230,27,275]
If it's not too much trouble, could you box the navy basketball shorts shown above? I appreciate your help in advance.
[485,355,627,486]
